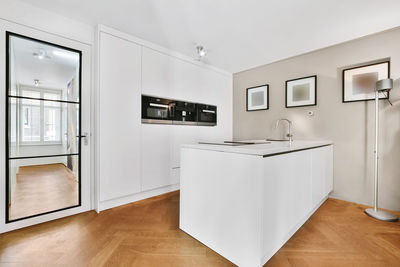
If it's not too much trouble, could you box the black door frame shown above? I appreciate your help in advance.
[5,31,82,223]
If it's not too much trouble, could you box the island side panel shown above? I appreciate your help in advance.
[180,147,264,267]
[261,145,333,264]
[311,145,334,207]
[261,149,313,263]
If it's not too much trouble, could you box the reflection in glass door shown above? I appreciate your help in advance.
[6,32,82,222]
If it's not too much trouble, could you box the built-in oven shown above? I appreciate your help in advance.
[197,104,217,126]
[142,95,172,122]
[142,95,217,126]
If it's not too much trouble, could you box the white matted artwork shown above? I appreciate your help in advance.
[246,84,269,111]
[285,75,317,108]
[342,61,389,103]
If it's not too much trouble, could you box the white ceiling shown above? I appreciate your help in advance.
[10,35,79,89]
[18,0,400,73]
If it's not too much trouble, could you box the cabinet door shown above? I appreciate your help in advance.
[142,47,175,98]
[99,32,142,201]
[311,145,333,206]
[141,47,209,103]
[262,150,313,255]
[141,124,173,191]
[140,46,232,190]
[170,126,202,186]
[324,146,334,195]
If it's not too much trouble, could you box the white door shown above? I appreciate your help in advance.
[0,19,92,233]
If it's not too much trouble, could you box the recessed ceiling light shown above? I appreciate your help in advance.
[34,79,40,87]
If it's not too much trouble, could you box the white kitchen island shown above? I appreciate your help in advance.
[179,140,333,267]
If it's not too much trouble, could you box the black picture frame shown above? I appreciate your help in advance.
[246,84,269,111]
[5,31,82,223]
[342,61,390,103]
[285,75,317,108]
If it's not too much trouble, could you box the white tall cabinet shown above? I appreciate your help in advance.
[96,25,232,211]
[141,47,232,193]
[98,31,142,205]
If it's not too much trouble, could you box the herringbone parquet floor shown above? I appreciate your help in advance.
[0,191,399,266]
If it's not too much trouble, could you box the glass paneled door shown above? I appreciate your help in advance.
[6,32,83,222]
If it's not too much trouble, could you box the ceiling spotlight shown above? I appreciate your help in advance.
[196,45,207,59]
[37,49,45,60]
[34,79,40,87]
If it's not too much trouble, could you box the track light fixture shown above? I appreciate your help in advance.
[196,45,207,60]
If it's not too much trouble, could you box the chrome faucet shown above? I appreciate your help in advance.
[275,119,293,146]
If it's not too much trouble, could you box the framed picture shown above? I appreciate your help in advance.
[285,75,317,108]
[342,61,390,103]
[246,84,269,111]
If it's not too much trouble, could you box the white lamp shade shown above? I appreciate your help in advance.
[376,78,393,91]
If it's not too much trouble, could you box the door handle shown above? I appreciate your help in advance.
[78,132,89,145]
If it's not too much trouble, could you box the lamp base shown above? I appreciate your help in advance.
[365,208,398,222]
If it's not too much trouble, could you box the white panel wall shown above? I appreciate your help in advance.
[141,47,232,192]
[98,32,142,202]
[96,26,232,210]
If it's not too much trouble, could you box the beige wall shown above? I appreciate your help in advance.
[233,27,400,211]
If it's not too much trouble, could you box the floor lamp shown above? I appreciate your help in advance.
[365,78,398,222]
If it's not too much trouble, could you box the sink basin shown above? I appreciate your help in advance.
[223,141,256,145]
[198,140,272,146]
[198,141,246,146]
[224,141,271,145]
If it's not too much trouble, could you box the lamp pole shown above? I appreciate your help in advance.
[364,78,398,221]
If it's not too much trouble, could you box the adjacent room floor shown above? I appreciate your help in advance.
[8,163,79,221]
[1,191,400,266]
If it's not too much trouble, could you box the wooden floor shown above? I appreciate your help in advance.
[1,192,400,267]
[9,163,78,221]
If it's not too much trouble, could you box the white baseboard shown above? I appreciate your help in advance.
[98,183,180,212]
[328,194,371,207]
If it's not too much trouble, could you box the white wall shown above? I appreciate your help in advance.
[0,0,93,45]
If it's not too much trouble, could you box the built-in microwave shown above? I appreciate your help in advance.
[197,104,217,126]
[142,95,171,121]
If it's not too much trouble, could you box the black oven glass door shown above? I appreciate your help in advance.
[146,103,169,119]
[198,104,217,123]
[200,111,216,122]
